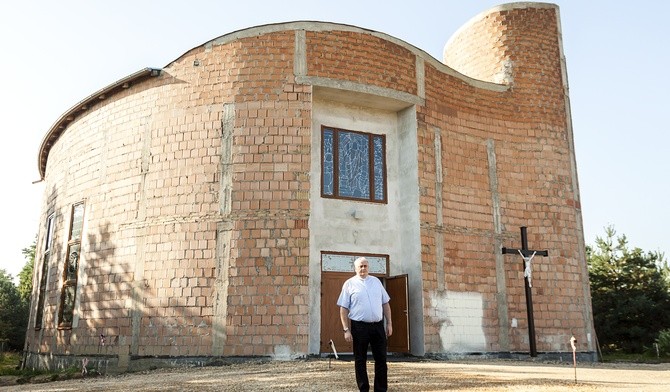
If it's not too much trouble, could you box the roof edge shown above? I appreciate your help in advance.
[37,67,162,179]
[169,21,509,92]
[39,17,523,179]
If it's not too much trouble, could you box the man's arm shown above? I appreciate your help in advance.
[382,302,393,337]
[339,306,350,330]
[340,306,352,342]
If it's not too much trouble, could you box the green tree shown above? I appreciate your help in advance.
[587,226,670,353]
[18,240,36,302]
[0,269,28,351]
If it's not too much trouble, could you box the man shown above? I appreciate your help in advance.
[337,257,392,392]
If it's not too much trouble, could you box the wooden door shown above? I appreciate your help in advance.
[321,272,410,354]
[320,272,353,354]
[386,274,410,353]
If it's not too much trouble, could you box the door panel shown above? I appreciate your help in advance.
[320,272,353,353]
[386,274,410,353]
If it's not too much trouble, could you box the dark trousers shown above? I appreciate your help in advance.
[351,320,388,392]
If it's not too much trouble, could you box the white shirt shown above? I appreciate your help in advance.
[337,275,390,323]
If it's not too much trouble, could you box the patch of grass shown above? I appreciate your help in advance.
[0,351,21,375]
[1,351,42,377]
[1,351,95,384]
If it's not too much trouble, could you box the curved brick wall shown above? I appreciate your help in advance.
[27,3,594,373]
[423,3,589,355]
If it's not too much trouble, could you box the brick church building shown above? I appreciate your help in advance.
[26,2,596,372]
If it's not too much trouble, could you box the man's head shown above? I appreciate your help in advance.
[354,257,369,279]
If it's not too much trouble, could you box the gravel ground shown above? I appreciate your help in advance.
[1,358,669,391]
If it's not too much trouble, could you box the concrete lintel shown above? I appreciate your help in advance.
[302,76,423,112]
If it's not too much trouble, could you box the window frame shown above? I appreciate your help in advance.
[34,213,55,330]
[58,202,84,329]
[320,126,388,203]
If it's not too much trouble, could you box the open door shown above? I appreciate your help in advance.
[386,274,410,353]
[320,269,409,355]
[321,272,353,353]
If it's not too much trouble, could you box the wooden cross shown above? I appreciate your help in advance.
[502,226,548,357]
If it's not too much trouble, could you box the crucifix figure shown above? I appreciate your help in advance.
[502,226,548,357]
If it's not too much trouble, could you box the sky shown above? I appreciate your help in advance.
[1,0,668,282]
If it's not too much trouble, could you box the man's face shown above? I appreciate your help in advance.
[355,260,369,278]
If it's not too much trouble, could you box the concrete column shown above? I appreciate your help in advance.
[434,127,445,292]
[212,103,235,355]
[487,139,510,352]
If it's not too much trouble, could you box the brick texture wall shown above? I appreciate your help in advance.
[421,4,588,353]
[28,3,593,372]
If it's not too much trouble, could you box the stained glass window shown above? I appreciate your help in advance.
[70,203,84,241]
[321,127,386,203]
[372,135,385,201]
[322,129,334,196]
[60,285,76,325]
[338,131,370,199]
[59,202,84,328]
[65,244,80,283]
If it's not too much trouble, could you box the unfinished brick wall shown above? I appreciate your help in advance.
[420,3,589,354]
[217,32,313,356]
[306,30,417,95]
[27,2,594,373]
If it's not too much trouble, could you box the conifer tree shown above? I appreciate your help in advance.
[587,226,670,353]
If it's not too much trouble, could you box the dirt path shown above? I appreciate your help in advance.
[2,358,669,391]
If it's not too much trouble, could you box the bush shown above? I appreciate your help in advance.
[0,351,22,376]
[649,329,670,357]
[587,227,670,353]
[0,270,29,351]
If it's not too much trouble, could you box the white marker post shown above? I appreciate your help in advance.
[329,339,339,359]
[328,339,339,369]
[570,335,577,383]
